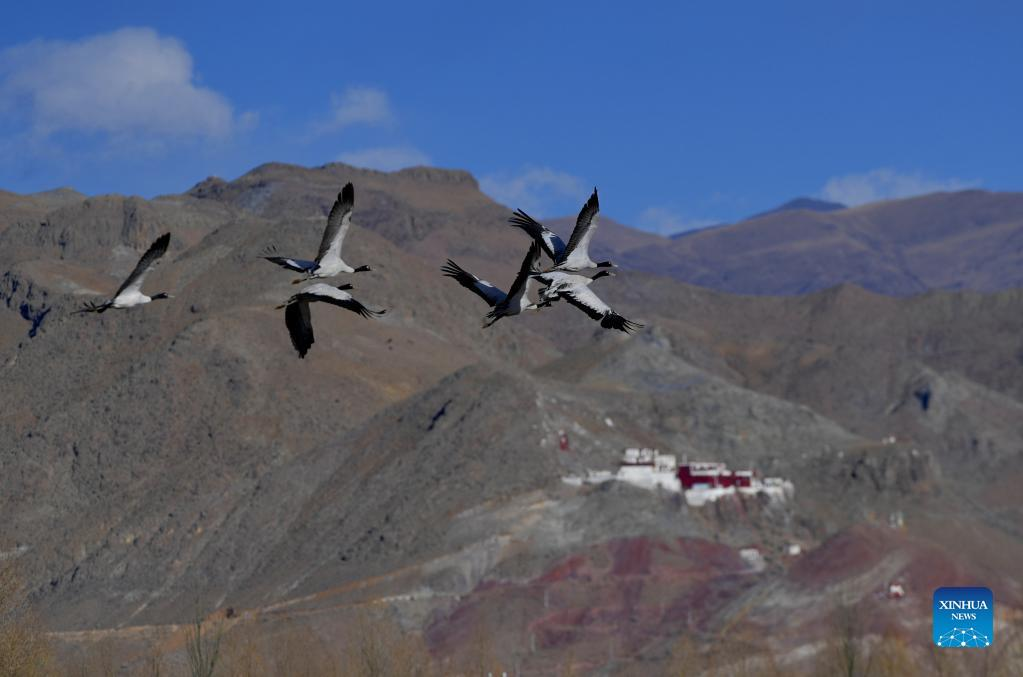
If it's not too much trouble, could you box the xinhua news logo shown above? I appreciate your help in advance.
[933,587,993,648]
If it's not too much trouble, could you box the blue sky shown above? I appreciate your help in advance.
[0,1,1020,233]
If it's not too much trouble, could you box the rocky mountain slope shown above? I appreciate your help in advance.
[2,163,1021,673]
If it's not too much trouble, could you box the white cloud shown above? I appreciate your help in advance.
[637,206,718,236]
[479,167,586,215]
[338,145,431,171]
[0,27,248,140]
[314,86,393,135]
[820,168,980,207]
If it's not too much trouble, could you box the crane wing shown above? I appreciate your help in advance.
[300,286,386,319]
[441,260,506,307]
[504,241,541,304]
[261,244,316,272]
[562,285,643,334]
[285,300,314,358]
[315,182,354,264]
[561,188,599,261]
[113,232,171,298]
[508,209,566,262]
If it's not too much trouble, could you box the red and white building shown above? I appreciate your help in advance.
[563,449,794,506]
[677,461,755,489]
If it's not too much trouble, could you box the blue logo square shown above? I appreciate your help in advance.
[933,587,993,648]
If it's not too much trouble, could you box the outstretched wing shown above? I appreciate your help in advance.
[504,241,541,305]
[599,312,643,333]
[508,209,566,262]
[114,232,171,297]
[303,289,386,319]
[562,188,600,261]
[284,301,314,358]
[261,244,316,273]
[561,285,607,322]
[321,297,386,319]
[562,285,643,334]
[315,182,354,264]
[441,260,505,307]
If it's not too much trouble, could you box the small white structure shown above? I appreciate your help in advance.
[561,470,614,487]
[614,448,682,492]
[563,448,682,492]
[739,547,766,572]
[685,475,794,507]
[786,543,802,557]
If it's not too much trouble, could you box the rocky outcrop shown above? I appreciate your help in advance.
[1,271,50,338]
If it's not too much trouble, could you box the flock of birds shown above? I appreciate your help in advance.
[76,182,642,357]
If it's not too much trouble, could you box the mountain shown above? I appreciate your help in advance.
[2,163,1022,674]
[663,198,845,240]
[0,187,85,236]
[667,221,729,239]
[747,196,847,219]
[612,190,1023,295]
[515,190,1023,297]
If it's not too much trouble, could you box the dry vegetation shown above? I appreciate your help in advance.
[4,575,1023,677]
[807,604,1023,677]
[659,604,1023,677]
[664,628,784,677]
[131,610,437,677]
[0,562,53,677]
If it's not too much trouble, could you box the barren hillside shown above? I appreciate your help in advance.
[2,162,1021,673]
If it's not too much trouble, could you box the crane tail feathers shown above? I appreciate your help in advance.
[74,301,110,315]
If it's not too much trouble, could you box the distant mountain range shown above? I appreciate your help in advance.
[667,196,847,241]
[559,189,1023,295]
[747,196,847,219]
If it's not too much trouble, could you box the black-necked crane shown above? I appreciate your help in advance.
[534,271,642,333]
[261,182,371,282]
[75,233,172,314]
[276,283,386,358]
[441,242,542,328]
[508,188,614,272]
[533,269,615,307]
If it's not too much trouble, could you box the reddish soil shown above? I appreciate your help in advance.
[425,536,756,672]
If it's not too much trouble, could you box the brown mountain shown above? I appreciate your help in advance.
[612,189,1023,295]
[1,163,1021,674]
[0,187,85,235]
[746,196,847,220]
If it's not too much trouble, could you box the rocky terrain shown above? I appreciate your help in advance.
[1,162,1022,674]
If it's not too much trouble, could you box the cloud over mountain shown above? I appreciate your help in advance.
[337,145,431,171]
[637,206,718,236]
[479,166,585,215]
[821,168,979,206]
